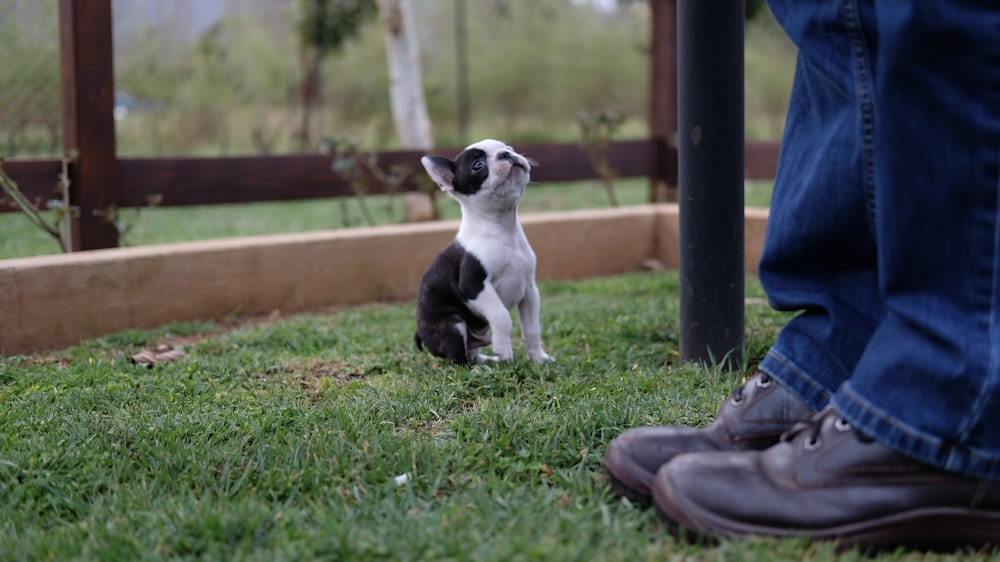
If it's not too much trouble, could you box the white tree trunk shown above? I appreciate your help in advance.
[376,0,433,150]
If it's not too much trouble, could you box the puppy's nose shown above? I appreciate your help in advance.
[499,151,515,162]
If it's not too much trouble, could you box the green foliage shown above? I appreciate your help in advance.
[0,0,61,156]
[0,152,75,253]
[745,9,797,139]
[298,0,378,55]
[578,110,627,207]
[2,1,795,156]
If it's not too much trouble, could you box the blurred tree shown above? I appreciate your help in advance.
[297,0,378,150]
[376,0,432,149]
[0,2,61,156]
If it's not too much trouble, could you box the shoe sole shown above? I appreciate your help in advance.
[603,439,656,507]
[604,466,653,507]
[653,472,1000,551]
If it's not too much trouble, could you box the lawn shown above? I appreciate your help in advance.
[0,271,991,561]
[0,179,774,259]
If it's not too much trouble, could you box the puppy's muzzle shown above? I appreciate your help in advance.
[499,150,527,170]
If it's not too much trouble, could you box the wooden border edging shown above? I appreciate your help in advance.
[0,205,770,356]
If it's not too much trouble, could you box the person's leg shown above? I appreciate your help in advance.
[650,1,1000,549]
[757,0,882,411]
[832,0,1000,481]
[603,0,876,504]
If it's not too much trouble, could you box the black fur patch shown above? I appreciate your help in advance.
[414,241,490,364]
[452,148,490,195]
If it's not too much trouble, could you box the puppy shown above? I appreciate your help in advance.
[414,139,553,365]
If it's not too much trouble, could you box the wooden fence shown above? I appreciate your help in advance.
[2,0,780,251]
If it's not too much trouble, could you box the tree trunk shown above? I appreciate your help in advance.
[376,0,433,150]
[299,47,321,152]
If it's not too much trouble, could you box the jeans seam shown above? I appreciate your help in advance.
[841,0,878,236]
[958,143,1000,443]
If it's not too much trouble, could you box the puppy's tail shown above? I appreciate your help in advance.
[413,332,424,351]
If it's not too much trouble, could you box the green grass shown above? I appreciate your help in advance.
[0,272,990,561]
[0,180,774,259]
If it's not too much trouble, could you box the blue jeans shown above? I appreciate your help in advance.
[758,0,1000,480]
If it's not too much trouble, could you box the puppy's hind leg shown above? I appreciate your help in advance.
[442,322,474,365]
[466,325,495,363]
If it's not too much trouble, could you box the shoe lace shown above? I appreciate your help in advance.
[782,410,874,451]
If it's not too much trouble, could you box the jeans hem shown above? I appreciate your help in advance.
[758,338,837,412]
[833,384,1000,481]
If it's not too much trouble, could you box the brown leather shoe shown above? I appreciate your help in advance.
[652,407,1000,551]
[604,371,815,505]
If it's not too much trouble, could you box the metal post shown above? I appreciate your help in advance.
[677,0,745,366]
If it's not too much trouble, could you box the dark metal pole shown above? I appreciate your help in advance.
[677,0,745,366]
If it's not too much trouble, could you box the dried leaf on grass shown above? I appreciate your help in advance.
[131,345,186,366]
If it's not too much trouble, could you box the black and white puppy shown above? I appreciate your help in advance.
[414,139,553,365]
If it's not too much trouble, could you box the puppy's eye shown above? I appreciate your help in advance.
[472,160,486,172]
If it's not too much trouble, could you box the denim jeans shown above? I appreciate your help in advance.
[757,0,1000,480]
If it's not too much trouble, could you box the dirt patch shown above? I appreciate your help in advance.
[283,359,367,395]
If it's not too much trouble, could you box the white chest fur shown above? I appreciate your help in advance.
[456,215,536,310]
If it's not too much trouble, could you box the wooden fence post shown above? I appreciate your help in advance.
[649,0,678,202]
[58,0,119,251]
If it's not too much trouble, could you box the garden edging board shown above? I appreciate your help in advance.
[0,204,769,355]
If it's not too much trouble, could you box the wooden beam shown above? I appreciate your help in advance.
[111,139,667,208]
[649,0,678,202]
[58,0,119,250]
[745,140,781,180]
[1,139,697,212]
[0,159,64,211]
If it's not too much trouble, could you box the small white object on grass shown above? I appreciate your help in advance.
[393,473,411,486]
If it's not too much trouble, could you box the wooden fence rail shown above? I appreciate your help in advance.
[3,139,778,212]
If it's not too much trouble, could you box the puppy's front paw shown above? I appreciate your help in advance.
[491,344,514,362]
[475,349,513,363]
[529,350,554,364]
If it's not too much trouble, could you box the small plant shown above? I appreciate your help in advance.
[578,109,626,208]
[321,137,422,226]
[0,150,78,253]
[367,160,410,218]
[322,138,378,226]
[96,194,163,247]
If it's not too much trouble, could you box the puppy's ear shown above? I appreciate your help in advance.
[421,155,456,192]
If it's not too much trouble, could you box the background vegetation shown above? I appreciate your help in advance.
[1,0,794,156]
[0,0,792,258]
